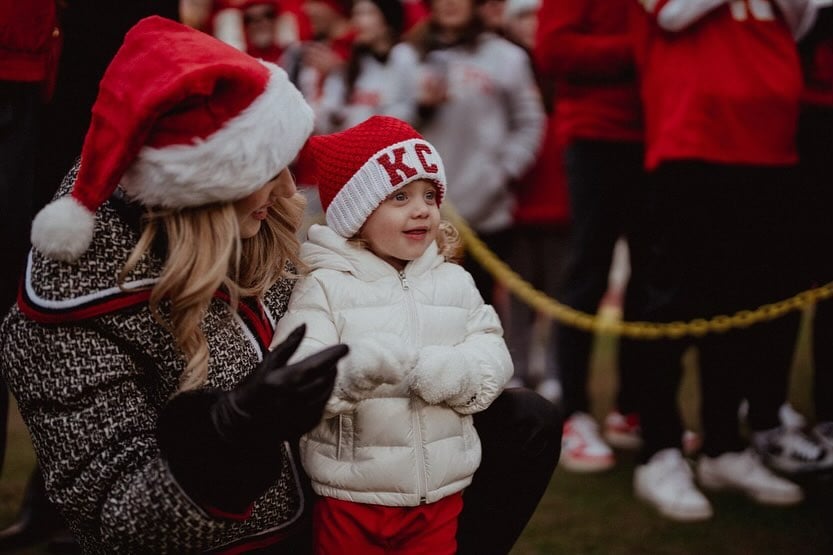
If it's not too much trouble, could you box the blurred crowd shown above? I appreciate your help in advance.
[1,0,832,549]
[184,0,833,521]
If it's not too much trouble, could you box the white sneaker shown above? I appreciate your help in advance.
[752,426,833,475]
[561,412,615,472]
[813,421,833,451]
[779,403,807,430]
[603,410,642,450]
[535,378,562,404]
[634,449,713,522]
[697,449,804,506]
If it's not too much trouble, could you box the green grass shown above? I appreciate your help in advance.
[1,307,831,554]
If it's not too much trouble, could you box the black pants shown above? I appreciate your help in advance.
[636,162,804,459]
[557,140,649,418]
[1,80,42,476]
[797,105,833,423]
[458,388,562,555]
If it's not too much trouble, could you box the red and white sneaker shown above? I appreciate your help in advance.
[561,412,615,472]
[604,410,642,450]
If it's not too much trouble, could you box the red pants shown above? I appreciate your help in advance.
[312,493,463,555]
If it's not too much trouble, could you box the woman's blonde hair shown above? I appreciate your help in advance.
[120,192,306,391]
[350,220,463,264]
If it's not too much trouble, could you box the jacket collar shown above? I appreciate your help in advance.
[301,224,444,281]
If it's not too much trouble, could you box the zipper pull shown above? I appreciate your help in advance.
[399,271,410,290]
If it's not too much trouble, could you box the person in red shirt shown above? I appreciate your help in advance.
[631,0,830,521]
[534,0,651,474]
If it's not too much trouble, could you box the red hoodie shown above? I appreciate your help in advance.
[533,0,643,145]
[632,0,802,169]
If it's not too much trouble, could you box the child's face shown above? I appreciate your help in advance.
[359,179,441,271]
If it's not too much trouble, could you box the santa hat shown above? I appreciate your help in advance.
[301,116,446,238]
[31,16,314,262]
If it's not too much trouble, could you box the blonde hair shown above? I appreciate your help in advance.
[350,220,463,263]
[120,193,306,391]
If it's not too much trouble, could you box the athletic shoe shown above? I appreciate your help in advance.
[752,426,833,475]
[535,378,562,404]
[603,410,642,450]
[697,449,804,506]
[812,421,833,451]
[634,448,713,522]
[739,401,807,430]
[561,412,615,472]
[778,403,807,430]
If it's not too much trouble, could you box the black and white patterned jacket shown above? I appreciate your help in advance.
[1,167,306,553]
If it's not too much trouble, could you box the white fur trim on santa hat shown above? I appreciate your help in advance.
[121,62,314,208]
[31,196,96,263]
[326,138,446,238]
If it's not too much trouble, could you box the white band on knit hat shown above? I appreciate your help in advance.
[325,138,446,237]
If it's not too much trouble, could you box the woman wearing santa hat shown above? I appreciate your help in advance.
[0,15,560,554]
[1,15,347,553]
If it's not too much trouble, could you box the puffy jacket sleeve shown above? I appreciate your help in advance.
[497,44,546,181]
[637,0,730,31]
[446,269,513,415]
[1,312,255,553]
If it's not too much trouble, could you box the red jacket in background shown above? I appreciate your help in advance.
[0,0,61,95]
[533,0,642,145]
[513,112,570,226]
[633,0,802,169]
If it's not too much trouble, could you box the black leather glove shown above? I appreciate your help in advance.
[157,324,348,513]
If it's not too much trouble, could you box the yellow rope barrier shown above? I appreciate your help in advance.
[443,205,833,340]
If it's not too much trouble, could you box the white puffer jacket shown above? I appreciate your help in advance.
[272,225,512,506]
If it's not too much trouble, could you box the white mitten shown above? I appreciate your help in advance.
[410,345,479,407]
[334,333,417,401]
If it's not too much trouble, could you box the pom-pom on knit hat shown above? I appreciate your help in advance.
[301,116,447,238]
[31,15,314,262]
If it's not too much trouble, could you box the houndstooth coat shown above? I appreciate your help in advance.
[1,167,308,553]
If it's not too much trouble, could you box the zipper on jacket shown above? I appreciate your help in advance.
[400,269,426,503]
[412,406,428,504]
[398,270,410,290]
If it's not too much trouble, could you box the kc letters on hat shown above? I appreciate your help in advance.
[31,16,314,262]
[301,116,447,238]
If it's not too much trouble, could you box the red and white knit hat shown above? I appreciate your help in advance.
[31,16,314,262]
[301,116,447,238]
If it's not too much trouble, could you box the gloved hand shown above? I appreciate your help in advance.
[334,333,417,402]
[157,324,348,513]
[409,345,480,408]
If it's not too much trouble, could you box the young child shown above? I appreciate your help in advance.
[271,115,513,554]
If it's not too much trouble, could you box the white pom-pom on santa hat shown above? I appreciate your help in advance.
[30,16,314,262]
[30,196,96,263]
